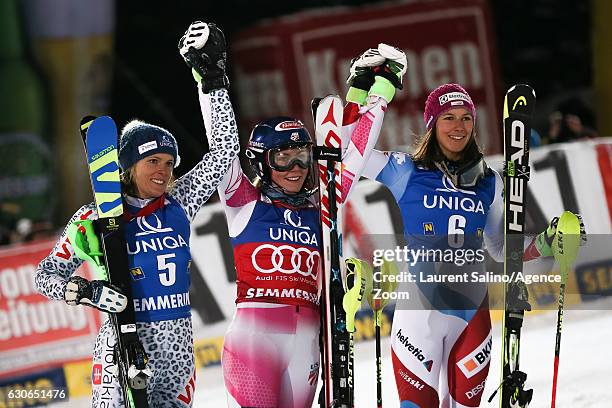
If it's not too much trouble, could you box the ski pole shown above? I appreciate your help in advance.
[550,211,582,408]
[372,265,383,408]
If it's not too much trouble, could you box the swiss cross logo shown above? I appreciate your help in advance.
[92,364,102,385]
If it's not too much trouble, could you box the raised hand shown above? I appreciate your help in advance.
[178,21,229,92]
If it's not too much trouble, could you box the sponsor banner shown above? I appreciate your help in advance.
[0,241,101,379]
[63,360,92,399]
[0,366,68,407]
[232,0,501,154]
[194,336,224,369]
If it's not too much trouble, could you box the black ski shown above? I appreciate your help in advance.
[490,85,536,408]
[80,116,150,408]
[313,95,353,407]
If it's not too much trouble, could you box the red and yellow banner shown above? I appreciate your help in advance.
[0,241,101,380]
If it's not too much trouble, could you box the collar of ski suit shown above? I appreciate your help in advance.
[123,193,167,221]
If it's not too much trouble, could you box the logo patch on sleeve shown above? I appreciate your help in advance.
[423,222,435,235]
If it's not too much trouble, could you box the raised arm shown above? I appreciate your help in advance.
[175,21,240,221]
[339,44,407,201]
[172,87,240,220]
[198,86,259,226]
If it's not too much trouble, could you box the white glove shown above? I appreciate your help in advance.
[375,43,407,89]
[64,276,127,314]
[346,47,386,88]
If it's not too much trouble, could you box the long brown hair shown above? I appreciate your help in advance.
[120,167,176,197]
[411,129,483,169]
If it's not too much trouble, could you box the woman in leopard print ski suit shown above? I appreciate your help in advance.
[35,25,239,407]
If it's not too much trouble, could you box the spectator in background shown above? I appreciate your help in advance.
[546,97,598,144]
[531,128,542,148]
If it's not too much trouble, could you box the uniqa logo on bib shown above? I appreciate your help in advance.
[425,177,484,214]
[127,214,187,255]
[268,209,318,246]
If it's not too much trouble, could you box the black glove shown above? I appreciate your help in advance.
[179,21,229,93]
[64,276,127,313]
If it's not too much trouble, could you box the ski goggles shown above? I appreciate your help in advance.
[267,144,312,172]
[435,155,488,188]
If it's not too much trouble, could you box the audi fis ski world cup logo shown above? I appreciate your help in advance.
[275,120,304,131]
[251,244,320,279]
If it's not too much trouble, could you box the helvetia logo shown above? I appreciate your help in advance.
[422,359,433,372]
[396,329,428,363]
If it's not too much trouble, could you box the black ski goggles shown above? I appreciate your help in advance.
[267,144,312,172]
[435,155,488,188]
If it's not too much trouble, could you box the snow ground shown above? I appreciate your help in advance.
[195,307,612,407]
[52,306,612,407]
